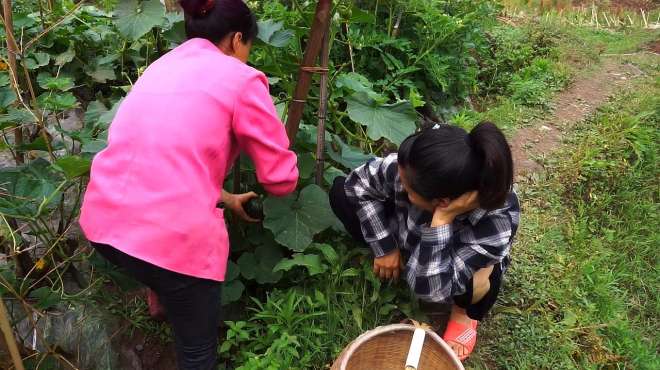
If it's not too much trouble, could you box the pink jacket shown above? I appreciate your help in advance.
[79,38,298,281]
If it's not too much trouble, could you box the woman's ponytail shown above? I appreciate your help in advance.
[468,122,513,209]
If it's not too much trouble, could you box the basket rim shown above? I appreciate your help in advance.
[338,323,465,370]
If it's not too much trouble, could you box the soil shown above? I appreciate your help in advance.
[646,39,660,54]
[510,58,644,179]
[128,333,178,370]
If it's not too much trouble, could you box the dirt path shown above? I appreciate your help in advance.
[510,58,645,179]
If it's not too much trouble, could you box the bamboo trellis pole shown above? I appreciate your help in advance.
[1,0,24,164]
[285,0,333,144]
[0,296,25,370]
[315,28,331,186]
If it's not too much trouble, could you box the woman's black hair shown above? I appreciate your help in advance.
[179,0,258,44]
[398,121,513,210]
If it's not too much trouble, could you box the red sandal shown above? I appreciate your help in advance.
[442,319,478,361]
[147,288,166,321]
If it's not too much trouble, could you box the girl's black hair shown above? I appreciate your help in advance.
[179,0,258,44]
[398,122,513,210]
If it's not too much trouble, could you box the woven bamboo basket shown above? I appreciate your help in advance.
[331,324,464,370]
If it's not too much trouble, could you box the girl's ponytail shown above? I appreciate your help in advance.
[468,122,513,209]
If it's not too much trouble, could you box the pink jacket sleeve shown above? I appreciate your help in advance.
[232,73,299,196]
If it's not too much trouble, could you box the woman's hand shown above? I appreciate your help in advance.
[432,191,479,226]
[374,249,403,280]
[223,191,260,223]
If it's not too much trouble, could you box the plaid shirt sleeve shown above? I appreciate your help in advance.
[410,193,520,303]
[344,154,399,257]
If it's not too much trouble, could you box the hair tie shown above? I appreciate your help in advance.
[199,0,215,15]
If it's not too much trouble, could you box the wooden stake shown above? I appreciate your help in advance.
[315,28,331,186]
[232,157,241,194]
[343,23,355,72]
[1,0,24,164]
[392,10,403,38]
[285,0,333,144]
[0,296,25,370]
[640,9,648,28]
[163,0,179,12]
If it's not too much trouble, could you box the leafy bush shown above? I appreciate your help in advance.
[478,23,563,97]
[508,58,568,107]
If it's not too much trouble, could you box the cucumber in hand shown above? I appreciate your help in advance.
[244,196,264,220]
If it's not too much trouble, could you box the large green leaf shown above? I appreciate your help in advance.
[311,243,339,264]
[0,159,65,219]
[225,260,240,282]
[162,11,184,30]
[0,87,17,109]
[237,244,283,284]
[263,184,335,251]
[54,42,76,66]
[17,136,64,152]
[346,92,417,145]
[162,20,186,44]
[54,156,91,179]
[350,5,376,24]
[29,287,61,310]
[37,73,74,91]
[335,72,373,94]
[335,72,385,101]
[81,140,107,154]
[326,134,374,170]
[257,19,294,47]
[221,280,244,305]
[273,253,327,276]
[86,64,116,83]
[297,153,315,179]
[84,100,109,127]
[0,108,33,130]
[237,253,258,280]
[98,98,123,127]
[115,0,165,40]
[323,166,345,185]
[0,74,9,87]
[37,92,78,111]
[25,52,50,70]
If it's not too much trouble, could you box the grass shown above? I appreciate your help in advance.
[571,27,660,54]
[470,69,659,369]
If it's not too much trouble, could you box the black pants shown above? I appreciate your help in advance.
[92,242,221,370]
[329,176,502,321]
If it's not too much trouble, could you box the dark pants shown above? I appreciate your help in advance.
[92,242,221,370]
[329,176,502,321]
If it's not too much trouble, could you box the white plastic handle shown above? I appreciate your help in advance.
[404,328,426,370]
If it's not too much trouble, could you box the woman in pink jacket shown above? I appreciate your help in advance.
[79,1,298,368]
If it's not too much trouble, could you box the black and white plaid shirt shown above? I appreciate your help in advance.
[344,154,520,303]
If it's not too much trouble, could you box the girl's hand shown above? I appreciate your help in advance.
[432,191,479,226]
[374,249,403,280]
[223,191,260,223]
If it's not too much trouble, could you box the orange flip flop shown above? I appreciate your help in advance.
[442,319,478,361]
